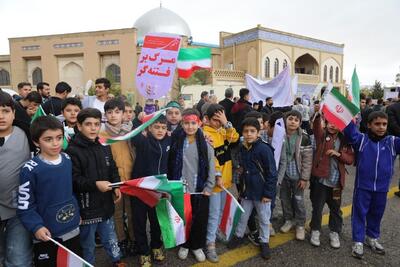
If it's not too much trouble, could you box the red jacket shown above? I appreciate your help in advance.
[311,115,354,188]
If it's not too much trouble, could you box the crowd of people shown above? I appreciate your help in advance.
[1,80,400,267]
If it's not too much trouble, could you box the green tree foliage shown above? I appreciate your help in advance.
[371,80,383,99]
[179,69,211,86]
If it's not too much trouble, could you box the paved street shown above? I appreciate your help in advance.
[96,163,400,267]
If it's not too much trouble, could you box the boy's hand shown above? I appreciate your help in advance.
[215,111,228,126]
[216,176,224,188]
[202,190,211,196]
[261,197,271,203]
[35,227,51,242]
[204,134,214,146]
[326,149,341,157]
[297,180,307,190]
[96,181,112,192]
[113,188,122,204]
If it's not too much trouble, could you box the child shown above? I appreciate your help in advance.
[66,108,125,266]
[203,104,239,263]
[61,97,82,141]
[99,99,134,254]
[18,116,81,266]
[130,114,170,267]
[343,111,400,259]
[168,108,216,262]
[123,101,134,123]
[227,117,277,260]
[277,110,312,240]
[0,91,33,267]
[165,101,182,134]
[309,113,354,248]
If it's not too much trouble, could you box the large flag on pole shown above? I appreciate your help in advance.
[321,88,360,131]
[156,198,186,248]
[246,67,293,107]
[348,67,360,107]
[177,48,211,78]
[49,237,93,267]
[219,188,244,240]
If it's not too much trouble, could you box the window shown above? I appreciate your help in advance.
[283,59,288,69]
[274,58,279,77]
[106,64,121,83]
[0,69,10,85]
[323,65,327,82]
[335,67,339,83]
[32,67,42,86]
[264,57,270,78]
[329,66,333,82]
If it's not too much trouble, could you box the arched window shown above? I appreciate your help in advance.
[283,59,288,69]
[0,69,10,85]
[329,66,333,82]
[32,67,42,86]
[106,64,121,83]
[335,66,339,83]
[264,57,270,78]
[323,65,327,82]
[274,58,279,77]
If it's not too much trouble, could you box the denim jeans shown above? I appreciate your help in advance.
[0,216,33,267]
[79,217,121,264]
[280,177,306,226]
[206,190,227,244]
[235,200,271,243]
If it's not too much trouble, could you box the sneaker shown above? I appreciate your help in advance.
[152,248,166,262]
[260,242,271,260]
[178,247,189,260]
[310,230,320,247]
[269,224,276,237]
[394,191,400,198]
[329,232,340,249]
[352,242,364,259]
[280,220,294,233]
[295,226,305,241]
[227,235,244,249]
[365,236,385,255]
[247,231,260,246]
[113,261,127,267]
[192,249,206,262]
[206,243,219,263]
[139,255,152,267]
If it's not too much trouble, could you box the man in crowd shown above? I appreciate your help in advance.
[196,91,209,114]
[82,78,111,121]
[41,81,71,116]
[231,88,252,134]
[36,82,51,103]
[219,88,234,123]
[13,82,32,101]
[262,97,274,115]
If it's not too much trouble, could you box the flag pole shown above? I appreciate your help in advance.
[221,187,244,213]
[48,237,94,267]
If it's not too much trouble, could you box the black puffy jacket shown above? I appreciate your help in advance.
[66,132,120,223]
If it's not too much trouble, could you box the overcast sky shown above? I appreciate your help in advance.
[0,0,398,85]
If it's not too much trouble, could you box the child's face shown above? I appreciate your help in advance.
[105,107,123,126]
[368,117,388,137]
[326,121,339,134]
[208,115,222,129]
[242,125,259,144]
[148,122,168,140]
[123,106,134,122]
[182,119,200,137]
[62,104,80,126]
[166,108,182,125]
[286,115,301,132]
[257,118,264,130]
[35,129,63,159]
[26,102,40,117]
[0,106,15,133]
[77,117,101,141]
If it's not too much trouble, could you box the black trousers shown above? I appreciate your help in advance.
[309,177,343,233]
[33,234,81,267]
[182,194,209,250]
[131,197,162,255]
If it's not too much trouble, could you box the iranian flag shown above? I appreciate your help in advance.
[50,238,93,267]
[321,88,360,131]
[348,67,360,107]
[156,198,186,248]
[98,108,167,145]
[219,190,244,240]
[177,48,211,78]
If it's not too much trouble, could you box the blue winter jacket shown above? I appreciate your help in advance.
[344,122,400,192]
[239,139,278,200]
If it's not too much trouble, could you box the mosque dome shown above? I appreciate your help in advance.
[134,6,191,42]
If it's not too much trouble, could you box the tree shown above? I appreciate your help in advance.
[371,80,383,99]
[178,69,211,87]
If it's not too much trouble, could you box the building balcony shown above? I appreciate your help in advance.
[211,69,245,85]
[297,73,320,84]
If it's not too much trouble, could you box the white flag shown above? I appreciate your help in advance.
[271,118,285,170]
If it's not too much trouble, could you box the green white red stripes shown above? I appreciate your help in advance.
[219,191,244,240]
[322,88,360,131]
[31,105,46,123]
[177,48,211,78]
[156,199,186,248]
[51,237,93,267]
